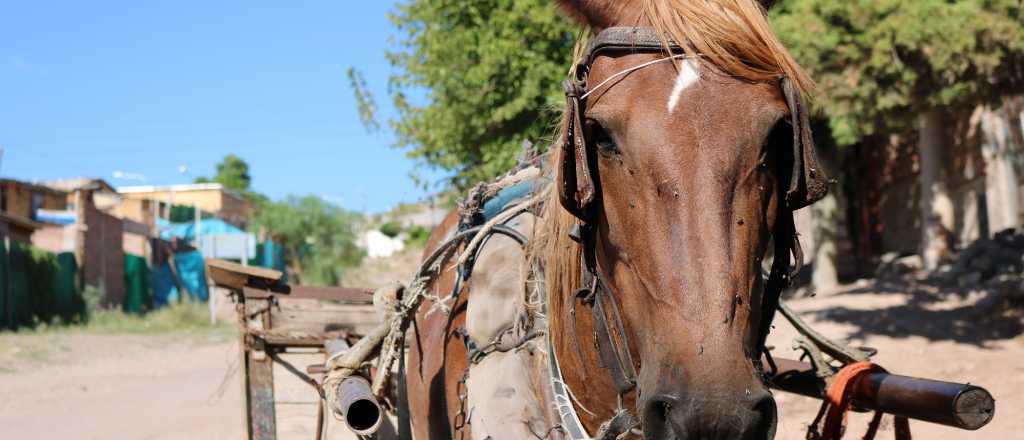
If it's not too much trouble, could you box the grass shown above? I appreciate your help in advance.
[0,301,236,371]
[83,302,232,334]
[4,301,233,336]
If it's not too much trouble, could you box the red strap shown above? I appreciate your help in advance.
[813,362,912,440]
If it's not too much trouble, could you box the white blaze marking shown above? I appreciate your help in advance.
[667,60,700,113]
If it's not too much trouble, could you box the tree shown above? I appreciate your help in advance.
[383,0,577,187]
[772,1,1024,146]
[772,1,1024,270]
[195,154,253,193]
[251,195,365,286]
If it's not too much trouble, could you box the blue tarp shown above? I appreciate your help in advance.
[152,250,209,306]
[34,209,76,225]
[254,241,287,282]
[482,180,542,221]
[160,218,244,242]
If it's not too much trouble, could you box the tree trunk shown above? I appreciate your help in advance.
[810,144,840,289]
[983,98,1024,233]
[811,190,840,288]
[980,101,1022,234]
[918,110,953,271]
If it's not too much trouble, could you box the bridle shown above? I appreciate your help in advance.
[551,26,828,437]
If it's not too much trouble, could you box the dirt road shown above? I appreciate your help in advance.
[0,331,360,440]
[0,284,1020,439]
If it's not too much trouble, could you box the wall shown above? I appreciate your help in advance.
[0,180,68,220]
[1,215,39,244]
[30,224,76,253]
[111,197,155,228]
[216,192,251,226]
[120,187,251,226]
[82,203,125,307]
[873,102,1024,257]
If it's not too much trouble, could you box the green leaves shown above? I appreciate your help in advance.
[772,0,1024,146]
[386,0,577,187]
[195,154,252,193]
[379,0,1024,179]
[251,195,365,286]
[347,67,381,133]
[194,155,364,286]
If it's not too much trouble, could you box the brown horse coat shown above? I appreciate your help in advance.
[404,1,826,438]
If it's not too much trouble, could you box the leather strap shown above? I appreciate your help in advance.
[575,220,639,397]
[559,80,596,220]
[592,275,639,394]
[781,77,828,210]
[582,27,683,69]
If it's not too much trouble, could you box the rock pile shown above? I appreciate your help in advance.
[871,229,1024,310]
[938,228,1024,289]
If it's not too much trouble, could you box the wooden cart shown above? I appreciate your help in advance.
[206,259,379,440]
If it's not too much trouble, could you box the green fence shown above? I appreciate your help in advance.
[123,254,152,314]
[0,241,83,329]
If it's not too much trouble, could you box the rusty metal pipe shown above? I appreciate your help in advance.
[768,357,995,431]
[334,375,383,436]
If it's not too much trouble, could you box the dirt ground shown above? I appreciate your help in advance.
[0,281,1020,439]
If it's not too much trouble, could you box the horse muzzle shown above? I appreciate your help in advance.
[640,388,777,440]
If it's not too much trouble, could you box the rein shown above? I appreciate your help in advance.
[552,26,823,439]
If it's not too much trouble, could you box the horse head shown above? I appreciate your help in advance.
[544,1,827,438]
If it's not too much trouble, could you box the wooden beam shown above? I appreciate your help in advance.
[207,258,283,290]
[242,297,277,440]
[245,348,277,440]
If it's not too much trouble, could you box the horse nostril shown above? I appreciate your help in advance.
[752,395,778,439]
[642,396,676,438]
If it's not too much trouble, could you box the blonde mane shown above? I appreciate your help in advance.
[534,0,811,316]
[642,0,813,95]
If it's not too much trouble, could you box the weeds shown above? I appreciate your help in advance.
[7,301,231,336]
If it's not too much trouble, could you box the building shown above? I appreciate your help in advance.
[0,212,42,244]
[359,229,406,258]
[0,178,68,221]
[40,178,120,211]
[0,178,127,308]
[117,183,252,227]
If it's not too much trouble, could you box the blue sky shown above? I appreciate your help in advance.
[0,0,442,213]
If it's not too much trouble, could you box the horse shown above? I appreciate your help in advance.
[403,0,827,438]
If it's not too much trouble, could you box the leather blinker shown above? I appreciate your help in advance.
[780,78,829,210]
[559,79,597,221]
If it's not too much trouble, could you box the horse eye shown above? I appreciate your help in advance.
[587,120,619,155]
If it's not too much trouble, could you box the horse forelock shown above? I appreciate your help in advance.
[563,0,814,96]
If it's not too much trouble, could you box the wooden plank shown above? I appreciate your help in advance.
[246,348,277,440]
[239,329,252,439]
[287,286,374,303]
[241,286,374,303]
[271,303,381,336]
[261,334,330,347]
[207,259,282,290]
[242,297,277,440]
[241,288,274,299]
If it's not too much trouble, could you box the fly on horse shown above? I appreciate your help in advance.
[404,0,828,438]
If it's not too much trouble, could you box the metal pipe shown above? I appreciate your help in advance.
[768,357,995,431]
[333,375,383,436]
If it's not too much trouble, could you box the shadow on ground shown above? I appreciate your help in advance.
[807,279,1023,346]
